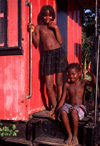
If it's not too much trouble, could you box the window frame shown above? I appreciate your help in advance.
[0,0,23,56]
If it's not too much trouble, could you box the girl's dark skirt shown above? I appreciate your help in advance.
[40,47,68,77]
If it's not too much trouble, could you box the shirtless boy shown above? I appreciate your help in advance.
[28,5,67,113]
[52,63,96,145]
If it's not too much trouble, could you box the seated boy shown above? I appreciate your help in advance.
[51,63,96,145]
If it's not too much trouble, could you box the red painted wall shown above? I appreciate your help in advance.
[0,0,82,121]
[0,0,28,120]
[67,0,82,64]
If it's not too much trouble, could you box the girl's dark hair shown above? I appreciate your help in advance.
[67,63,81,72]
[40,5,55,21]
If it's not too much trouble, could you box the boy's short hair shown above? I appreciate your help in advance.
[67,63,81,72]
[40,5,55,21]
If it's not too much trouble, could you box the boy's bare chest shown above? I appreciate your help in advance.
[68,83,84,95]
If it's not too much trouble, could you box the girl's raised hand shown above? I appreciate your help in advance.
[48,22,58,29]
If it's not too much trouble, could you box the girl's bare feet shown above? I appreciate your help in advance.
[72,136,79,145]
[49,108,56,120]
[49,112,56,120]
[64,135,72,145]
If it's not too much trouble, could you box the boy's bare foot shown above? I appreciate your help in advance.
[72,136,79,145]
[64,135,72,145]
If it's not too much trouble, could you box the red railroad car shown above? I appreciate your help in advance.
[0,0,99,121]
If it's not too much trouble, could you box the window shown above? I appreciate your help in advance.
[0,0,23,55]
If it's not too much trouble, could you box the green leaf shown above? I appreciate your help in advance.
[0,122,3,126]
[8,133,12,136]
[13,132,17,136]
[15,130,19,133]
[3,126,9,132]
[9,129,13,133]
[12,124,16,130]
[4,132,9,136]
[0,128,2,132]
[0,132,4,136]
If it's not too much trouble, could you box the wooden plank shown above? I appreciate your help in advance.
[32,110,50,119]
[1,137,32,146]
[34,137,66,146]
[33,136,82,146]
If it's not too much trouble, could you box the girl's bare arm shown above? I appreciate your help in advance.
[27,23,40,48]
[32,25,40,48]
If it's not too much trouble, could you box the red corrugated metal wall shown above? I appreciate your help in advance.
[67,0,82,64]
[0,0,82,121]
[0,0,27,120]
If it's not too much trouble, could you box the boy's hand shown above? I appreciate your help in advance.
[27,23,35,32]
[88,61,91,73]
